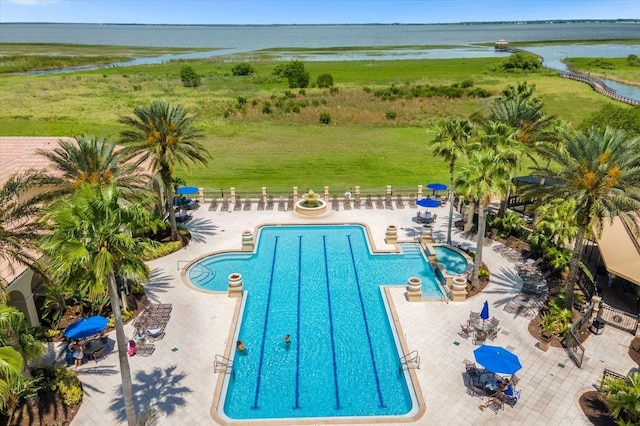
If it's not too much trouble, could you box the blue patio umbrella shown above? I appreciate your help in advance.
[176,186,199,195]
[64,315,108,340]
[481,300,490,320]
[473,345,522,375]
[416,198,441,208]
[426,183,448,192]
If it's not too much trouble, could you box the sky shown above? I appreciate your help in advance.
[0,0,638,25]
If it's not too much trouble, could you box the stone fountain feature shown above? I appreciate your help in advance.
[294,189,328,217]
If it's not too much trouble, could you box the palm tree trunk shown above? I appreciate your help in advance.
[498,187,511,217]
[565,225,586,310]
[465,201,475,232]
[447,161,455,244]
[108,271,137,426]
[471,202,488,287]
[160,167,179,242]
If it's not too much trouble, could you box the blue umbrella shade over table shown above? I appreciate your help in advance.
[481,300,490,320]
[416,198,441,208]
[176,186,199,195]
[473,345,522,375]
[64,315,108,340]
[426,183,448,192]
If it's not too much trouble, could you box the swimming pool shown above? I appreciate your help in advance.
[432,245,469,275]
[187,225,441,421]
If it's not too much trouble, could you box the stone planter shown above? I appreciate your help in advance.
[406,277,422,302]
[539,332,552,352]
[241,230,254,251]
[228,273,243,298]
[385,225,398,244]
[450,274,468,302]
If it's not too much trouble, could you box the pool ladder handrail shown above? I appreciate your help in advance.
[214,354,234,374]
[399,350,420,370]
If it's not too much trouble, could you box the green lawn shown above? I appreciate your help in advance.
[0,51,631,192]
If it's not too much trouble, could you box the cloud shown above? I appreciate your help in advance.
[8,0,61,5]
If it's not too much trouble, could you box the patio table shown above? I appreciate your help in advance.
[83,338,105,357]
[471,318,495,332]
[479,372,503,393]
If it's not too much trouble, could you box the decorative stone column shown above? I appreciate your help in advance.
[241,230,254,252]
[406,277,423,302]
[293,186,299,203]
[385,225,398,244]
[450,274,468,302]
[420,225,433,244]
[230,187,236,205]
[228,273,243,298]
[324,186,330,202]
[417,184,423,200]
[261,187,267,205]
[198,187,205,204]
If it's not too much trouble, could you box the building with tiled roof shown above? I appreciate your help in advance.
[0,136,164,326]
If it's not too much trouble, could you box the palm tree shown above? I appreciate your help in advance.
[432,118,473,244]
[0,173,52,291]
[603,372,640,424]
[119,101,210,242]
[41,184,156,426]
[37,135,150,201]
[526,127,640,309]
[455,149,513,287]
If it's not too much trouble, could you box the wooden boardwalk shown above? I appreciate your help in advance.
[501,47,639,106]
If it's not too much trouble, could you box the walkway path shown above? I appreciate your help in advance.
[48,204,636,425]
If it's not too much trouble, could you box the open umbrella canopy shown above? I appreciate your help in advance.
[64,315,108,340]
[481,300,490,320]
[416,198,441,208]
[473,345,522,375]
[426,183,448,191]
[176,186,199,195]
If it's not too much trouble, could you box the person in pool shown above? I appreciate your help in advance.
[283,334,291,345]
[236,340,246,352]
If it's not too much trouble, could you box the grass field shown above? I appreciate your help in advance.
[0,46,632,192]
[565,56,640,87]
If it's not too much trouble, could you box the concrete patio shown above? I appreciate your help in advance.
[43,202,637,426]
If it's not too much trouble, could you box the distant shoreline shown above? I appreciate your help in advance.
[1,19,639,27]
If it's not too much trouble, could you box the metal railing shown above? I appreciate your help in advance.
[214,354,234,374]
[399,350,421,370]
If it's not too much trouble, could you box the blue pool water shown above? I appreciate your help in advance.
[432,245,469,275]
[188,225,444,420]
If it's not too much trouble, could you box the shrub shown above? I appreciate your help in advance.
[231,62,255,76]
[385,110,397,120]
[627,54,640,66]
[132,84,142,91]
[107,309,133,328]
[540,299,572,338]
[298,89,306,95]
[467,87,492,98]
[143,240,181,261]
[180,65,201,87]
[329,86,339,95]
[501,52,542,72]
[460,79,474,88]
[55,367,83,406]
[280,60,310,88]
[319,112,331,125]
[316,73,334,88]
[262,101,273,114]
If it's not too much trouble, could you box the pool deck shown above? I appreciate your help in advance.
[58,203,637,425]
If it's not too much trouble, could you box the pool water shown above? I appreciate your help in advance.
[432,245,469,275]
[188,225,444,421]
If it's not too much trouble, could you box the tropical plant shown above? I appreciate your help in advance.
[455,149,513,287]
[41,184,156,426]
[539,299,572,338]
[432,117,473,244]
[37,135,150,201]
[0,303,44,420]
[0,173,53,291]
[119,101,210,242]
[534,198,578,248]
[497,211,525,237]
[602,372,640,424]
[525,127,640,309]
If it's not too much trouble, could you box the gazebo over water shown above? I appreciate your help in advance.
[495,39,509,50]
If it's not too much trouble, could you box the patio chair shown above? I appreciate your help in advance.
[473,331,487,346]
[343,198,352,210]
[365,195,373,209]
[221,197,229,211]
[395,194,405,209]
[234,198,242,211]
[504,300,519,314]
[209,196,218,211]
[510,373,520,389]
[490,317,500,327]
[460,323,473,339]
[487,393,507,413]
[278,196,285,211]
[469,384,486,400]
[135,343,155,357]
[408,196,417,209]
[353,194,361,209]
[470,311,481,321]
[266,195,274,210]
[376,195,384,209]
[332,195,339,211]
[89,347,106,363]
[242,197,251,211]
[488,327,501,340]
